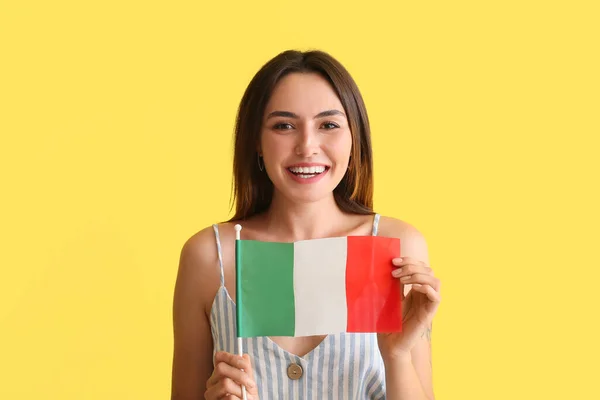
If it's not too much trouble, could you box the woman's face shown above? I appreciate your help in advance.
[260,72,352,204]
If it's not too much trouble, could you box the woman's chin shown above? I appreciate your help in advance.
[275,187,336,205]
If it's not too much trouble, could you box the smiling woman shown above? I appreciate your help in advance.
[230,52,375,219]
[171,50,441,400]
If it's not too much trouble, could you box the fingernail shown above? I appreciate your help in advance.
[392,268,403,277]
[397,258,403,262]
[400,275,411,281]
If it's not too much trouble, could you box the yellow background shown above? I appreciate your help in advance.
[1,0,598,398]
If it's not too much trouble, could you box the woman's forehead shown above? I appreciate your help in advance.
[265,73,344,116]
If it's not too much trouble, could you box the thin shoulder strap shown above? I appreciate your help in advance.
[212,224,225,286]
[371,213,381,236]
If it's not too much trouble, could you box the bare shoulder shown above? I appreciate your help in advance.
[178,221,242,302]
[377,215,430,264]
[175,225,225,314]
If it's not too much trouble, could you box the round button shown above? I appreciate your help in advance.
[287,363,303,380]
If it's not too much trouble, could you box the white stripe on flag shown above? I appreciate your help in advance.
[293,237,348,336]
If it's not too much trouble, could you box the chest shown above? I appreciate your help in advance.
[269,335,328,358]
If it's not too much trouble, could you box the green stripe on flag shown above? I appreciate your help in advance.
[236,240,295,337]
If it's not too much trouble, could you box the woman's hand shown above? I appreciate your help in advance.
[377,256,441,360]
[204,351,259,400]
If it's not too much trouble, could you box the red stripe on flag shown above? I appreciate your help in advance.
[345,236,402,333]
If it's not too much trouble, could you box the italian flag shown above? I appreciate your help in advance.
[235,236,402,338]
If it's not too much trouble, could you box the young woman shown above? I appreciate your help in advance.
[171,50,441,400]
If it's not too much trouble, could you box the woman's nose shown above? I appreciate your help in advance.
[294,129,320,157]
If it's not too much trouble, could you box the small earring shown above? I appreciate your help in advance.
[257,154,264,171]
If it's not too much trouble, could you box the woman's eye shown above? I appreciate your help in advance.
[274,123,294,130]
[322,122,340,130]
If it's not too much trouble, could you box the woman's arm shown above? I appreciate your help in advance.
[379,217,437,400]
[383,328,434,400]
[171,228,221,400]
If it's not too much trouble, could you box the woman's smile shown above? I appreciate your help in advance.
[285,163,330,183]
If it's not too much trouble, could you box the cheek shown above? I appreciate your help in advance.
[331,130,353,160]
[261,133,290,161]
[260,131,277,152]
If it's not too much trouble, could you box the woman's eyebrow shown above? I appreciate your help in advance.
[314,109,346,119]
[266,109,346,120]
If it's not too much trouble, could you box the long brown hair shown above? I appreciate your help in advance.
[229,50,374,221]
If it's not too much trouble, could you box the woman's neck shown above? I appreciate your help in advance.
[262,192,348,242]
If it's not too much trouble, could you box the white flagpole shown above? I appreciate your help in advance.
[234,224,248,400]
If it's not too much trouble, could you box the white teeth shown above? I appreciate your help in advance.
[288,166,326,174]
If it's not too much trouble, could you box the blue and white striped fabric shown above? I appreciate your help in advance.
[210,213,386,399]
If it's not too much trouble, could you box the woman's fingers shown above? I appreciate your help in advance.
[392,259,433,278]
[214,351,253,372]
[241,354,255,380]
[411,283,442,303]
[204,376,244,399]
[206,352,257,399]
[396,273,440,291]
[391,258,438,292]
[392,257,428,268]
[209,360,255,389]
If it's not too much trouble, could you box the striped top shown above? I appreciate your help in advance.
[209,214,387,399]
